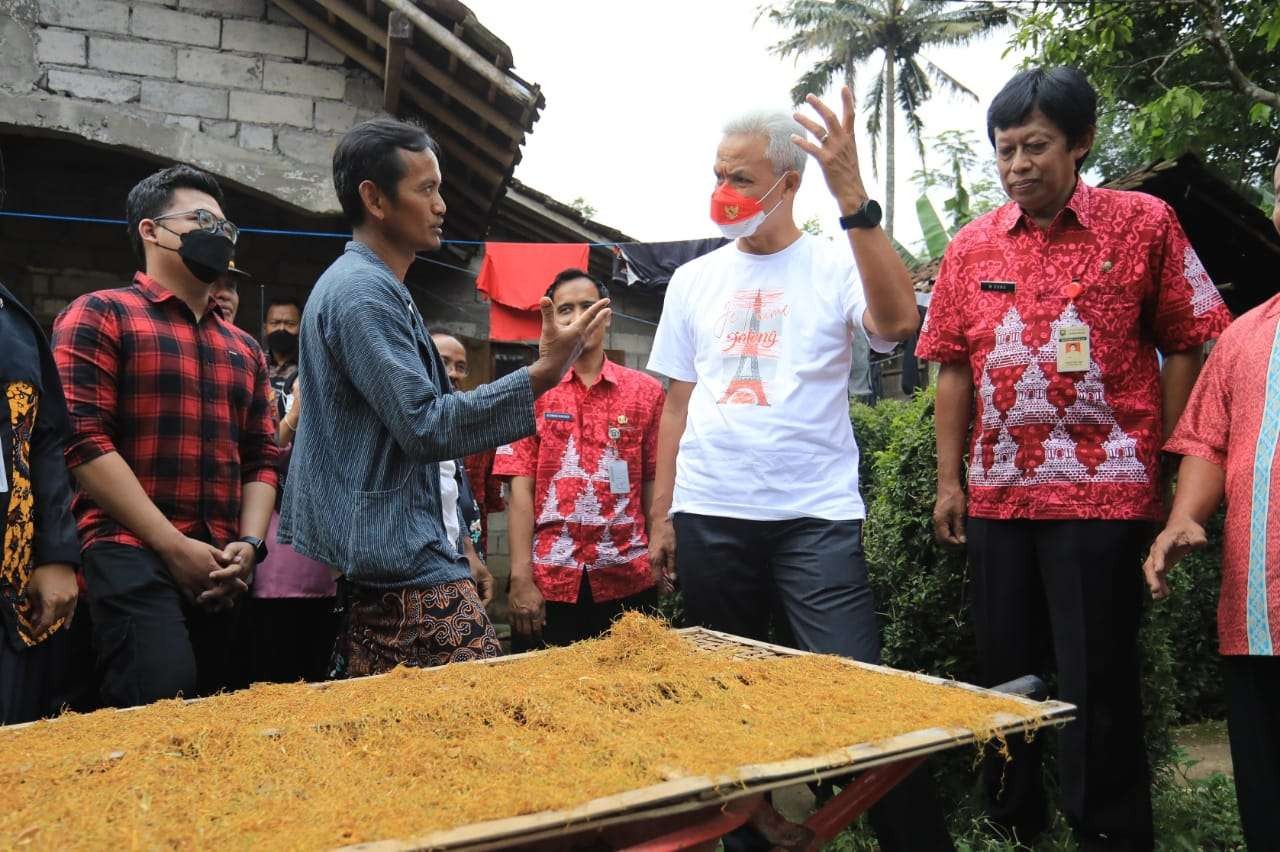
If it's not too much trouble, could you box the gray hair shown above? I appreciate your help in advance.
[722,110,808,176]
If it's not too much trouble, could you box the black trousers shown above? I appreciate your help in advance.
[0,597,97,725]
[674,513,953,852]
[511,573,659,652]
[1224,655,1280,850]
[967,518,1153,850]
[83,543,237,708]
[244,597,339,684]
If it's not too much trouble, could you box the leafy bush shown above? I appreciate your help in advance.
[1145,511,1227,723]
[852,389,1225,746]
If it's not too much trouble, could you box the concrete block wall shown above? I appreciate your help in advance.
[27,0,385,167]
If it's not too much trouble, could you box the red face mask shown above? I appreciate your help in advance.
[709,174,787,238]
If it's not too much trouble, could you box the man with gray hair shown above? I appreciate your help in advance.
[647,89,949,849]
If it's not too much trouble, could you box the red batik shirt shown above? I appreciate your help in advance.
[53,272,280,551]
[493,358,664,603]
[916,180,1231,521]
[1164,294,1280,656]
[463,448,504,557]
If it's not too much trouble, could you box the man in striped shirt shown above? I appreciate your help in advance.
[1144,144,1280,847]
[279,120,609,677]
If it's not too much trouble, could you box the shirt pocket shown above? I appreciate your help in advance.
[344,475,443,585]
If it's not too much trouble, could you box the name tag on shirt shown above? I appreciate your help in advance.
[607,459,630,495]
[1057,324,1091,373]
[544,412,573,422]
[980,281,1016,293]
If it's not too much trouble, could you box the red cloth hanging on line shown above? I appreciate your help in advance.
[476,242,591,341]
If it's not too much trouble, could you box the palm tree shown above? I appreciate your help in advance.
[762,0,1006,239]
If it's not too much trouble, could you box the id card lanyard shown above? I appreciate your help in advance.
[1056,279,1090,373]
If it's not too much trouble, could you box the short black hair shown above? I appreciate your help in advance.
[987,67,1097,170]
[332,119,439,227]
[545,267,607,302]
[266,297,303,316]
[125,164,225,263]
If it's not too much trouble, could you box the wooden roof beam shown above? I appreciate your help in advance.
[269,0,511,184]
[363,0,376,53]
[305,0,525,143]
[379,0,534,106]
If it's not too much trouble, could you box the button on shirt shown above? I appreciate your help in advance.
[1165,293,1280,656]
[916,180,1232,521]
[53,272,280,551]
[493,359,663,604]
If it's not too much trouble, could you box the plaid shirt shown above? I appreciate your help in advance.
[53,272,279,551]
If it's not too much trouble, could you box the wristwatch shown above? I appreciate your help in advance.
[238,535,268,563]
[839,199,883,230]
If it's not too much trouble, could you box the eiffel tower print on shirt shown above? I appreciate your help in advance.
[718,289,785,406]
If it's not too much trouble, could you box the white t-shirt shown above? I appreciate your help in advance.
[439,459,461,554]
[646,233,893,521]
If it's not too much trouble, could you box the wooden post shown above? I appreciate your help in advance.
[383,10,412,114]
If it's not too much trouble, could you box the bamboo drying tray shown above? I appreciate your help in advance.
[1,617,1074,851]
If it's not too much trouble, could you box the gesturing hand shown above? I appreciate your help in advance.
[528,296,611,395]
[1143,516,1209,600]
[790,85,870,213]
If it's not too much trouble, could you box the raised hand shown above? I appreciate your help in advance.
[528,296,611,395]
[790,85,870,212]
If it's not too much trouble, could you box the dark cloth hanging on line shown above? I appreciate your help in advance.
[612,238,728,291]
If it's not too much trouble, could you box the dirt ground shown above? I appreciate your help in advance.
[1175,720,1233,781]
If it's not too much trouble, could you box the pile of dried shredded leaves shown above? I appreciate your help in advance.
[1,614,1043,849]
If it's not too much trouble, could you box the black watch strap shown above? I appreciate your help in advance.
[239,535,268,562]
[839,199,883,230]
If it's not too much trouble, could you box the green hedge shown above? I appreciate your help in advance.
[850,389,1239,846]
[853,389,1226,735]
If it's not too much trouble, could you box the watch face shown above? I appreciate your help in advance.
[863,199,883,226]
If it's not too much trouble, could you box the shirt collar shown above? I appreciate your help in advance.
[346,240,398,278]
[562,356,617,387]
[998,176,1094,234]
[133,271,219,317]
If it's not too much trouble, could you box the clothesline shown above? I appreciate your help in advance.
[0,210,625,246]
[0,209,658,328]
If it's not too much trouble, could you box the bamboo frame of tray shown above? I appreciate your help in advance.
[336,626,1076,851]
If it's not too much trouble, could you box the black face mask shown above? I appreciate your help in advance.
[159,226,234,284]
[267,330,298,357]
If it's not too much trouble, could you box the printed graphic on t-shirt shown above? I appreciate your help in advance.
[534,435,646,570]
[971,304,1148,488]
[714,289,787,406]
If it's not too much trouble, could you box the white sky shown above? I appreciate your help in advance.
[465,0,1027,248]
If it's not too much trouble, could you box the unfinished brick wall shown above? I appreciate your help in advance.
[24,0,382,169]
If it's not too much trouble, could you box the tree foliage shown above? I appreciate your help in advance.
[1011,0,1280,192]
[761,0,1007,238]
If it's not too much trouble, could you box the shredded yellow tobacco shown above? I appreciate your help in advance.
[1,614,1041,850]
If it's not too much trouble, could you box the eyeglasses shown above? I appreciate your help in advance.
[153,208,240,244]
[440,357,469,378]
